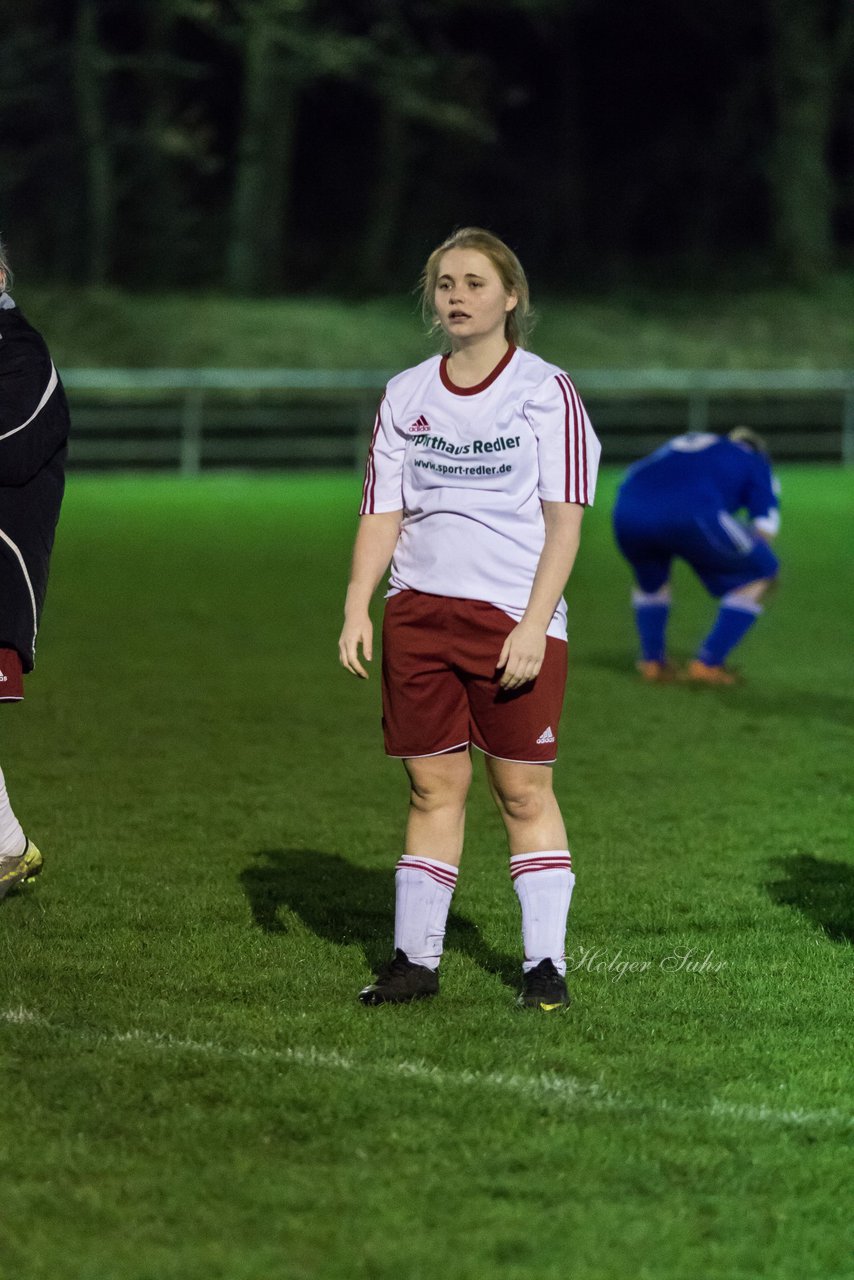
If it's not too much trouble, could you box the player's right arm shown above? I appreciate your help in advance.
[340,393,405,678]
[743,454,780,542]
[339,511,403,678]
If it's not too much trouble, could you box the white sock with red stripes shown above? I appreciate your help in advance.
[0,766,26,859]
[510,850,575,976]
[393,855,459,971]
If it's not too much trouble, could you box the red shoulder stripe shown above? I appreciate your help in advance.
[566,374,587,504]
[555,375,573,502]
[360,395,385,514]
[556,373,588,504]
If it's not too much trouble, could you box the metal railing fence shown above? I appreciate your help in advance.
[60,368,854,471]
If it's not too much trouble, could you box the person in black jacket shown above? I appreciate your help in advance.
[0,238,70,900]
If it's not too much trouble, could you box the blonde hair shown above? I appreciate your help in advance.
[0,235,10,290]
[728,425,769,456]
[419,227,533,348]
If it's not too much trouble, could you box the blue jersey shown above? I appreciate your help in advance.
[616,433,779,531]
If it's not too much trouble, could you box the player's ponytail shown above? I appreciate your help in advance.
[420,227,534,348]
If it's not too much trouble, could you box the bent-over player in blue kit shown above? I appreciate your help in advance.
[612,428,779,684]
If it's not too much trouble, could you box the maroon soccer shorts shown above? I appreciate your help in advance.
[0,648,23,702]
[381,590,568,763]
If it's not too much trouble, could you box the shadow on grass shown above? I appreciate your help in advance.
[584,652,854,725]
[240,848,519,987]
[582,651,640,680]
[727,685,854,728]
[765,854,854,945]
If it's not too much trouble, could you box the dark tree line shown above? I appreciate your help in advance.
[1,0,852,293]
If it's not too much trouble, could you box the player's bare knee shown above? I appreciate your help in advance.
[727,576,775,605]
[405,754,471,812]
[492,780,551,825]
[487,758,555,825]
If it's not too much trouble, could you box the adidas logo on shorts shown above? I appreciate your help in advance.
[536,725,555,745]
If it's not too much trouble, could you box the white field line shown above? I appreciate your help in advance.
[2,1007,852,1132]
[1,1006,45,1024]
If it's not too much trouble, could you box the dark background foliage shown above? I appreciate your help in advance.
[1,0,852,294]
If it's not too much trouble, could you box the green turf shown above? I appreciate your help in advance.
[20,277,854,369]
[1,467,852,1280]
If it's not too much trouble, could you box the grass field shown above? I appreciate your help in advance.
[2,466,852,1280]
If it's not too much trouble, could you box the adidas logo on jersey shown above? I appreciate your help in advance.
[536,725,555,745]
[408,414,430,432]
[0,670,7,682]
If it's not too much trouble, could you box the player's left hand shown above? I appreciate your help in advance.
[497,621,547,690]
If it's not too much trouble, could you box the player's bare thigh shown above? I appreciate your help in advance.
[403,750,472,866]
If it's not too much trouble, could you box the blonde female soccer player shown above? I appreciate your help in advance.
[339,228,601,1009]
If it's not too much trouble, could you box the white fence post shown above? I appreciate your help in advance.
[843,379,854,466]
[687,393,709,433]
[180,389,204,475]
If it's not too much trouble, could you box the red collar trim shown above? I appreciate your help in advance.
[439,343,516,396]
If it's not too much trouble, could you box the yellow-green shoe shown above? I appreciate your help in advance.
[0,840,43,901]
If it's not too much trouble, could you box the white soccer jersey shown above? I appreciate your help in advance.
[360,345,601,639]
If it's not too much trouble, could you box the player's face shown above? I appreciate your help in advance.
[434,249,517,345]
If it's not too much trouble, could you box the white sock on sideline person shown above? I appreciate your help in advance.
[0,765,27,860]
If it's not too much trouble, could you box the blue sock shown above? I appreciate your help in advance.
[698,601,761,666]
[632,593,670,662]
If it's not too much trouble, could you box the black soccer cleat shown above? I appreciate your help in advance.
[517,958,570,1011]
[358,949,440,1005]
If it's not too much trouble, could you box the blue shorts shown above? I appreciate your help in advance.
[613,503,779,598]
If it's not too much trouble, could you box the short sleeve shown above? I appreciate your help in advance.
[359,393,405,514]
[525,372,602,504]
